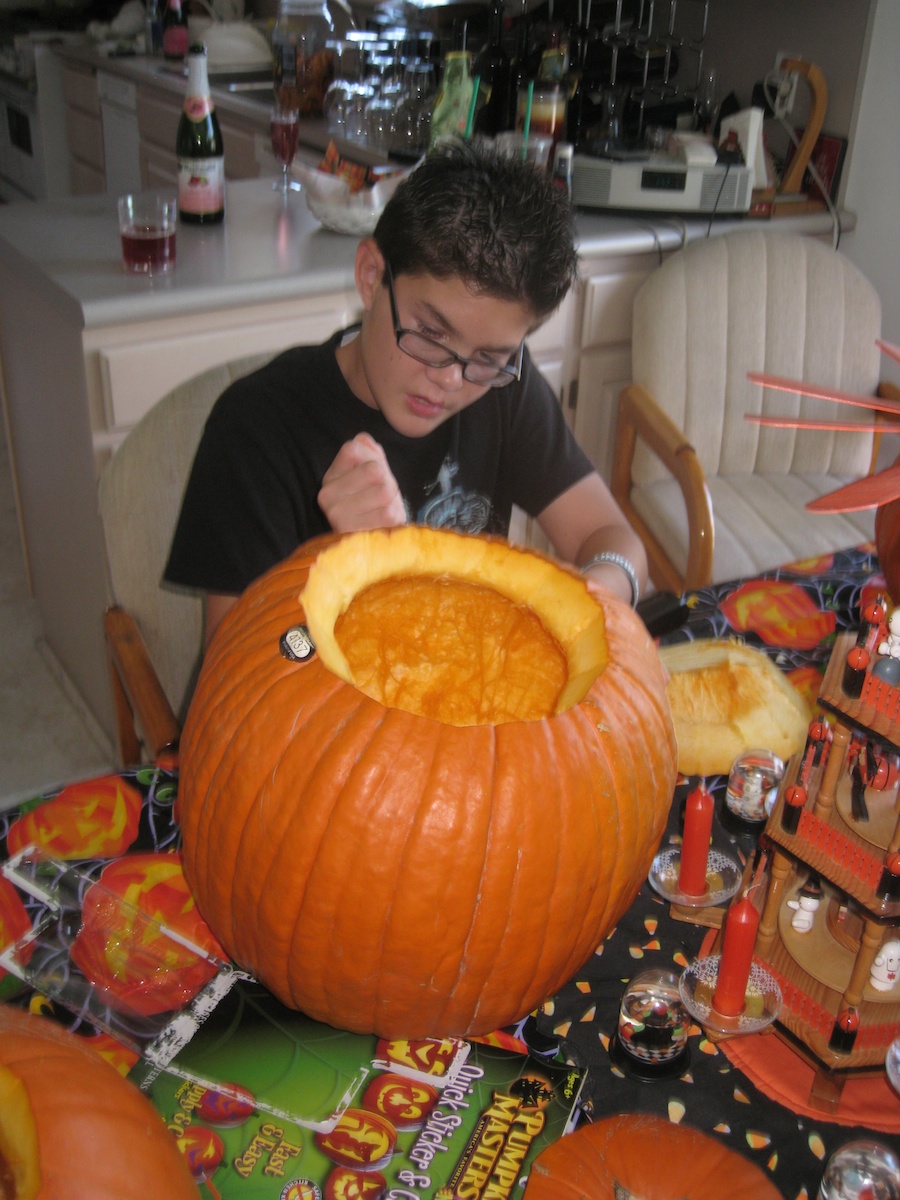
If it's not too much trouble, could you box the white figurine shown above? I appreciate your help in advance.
[787,877,822,934]
[877,608,900,659]
[870,939,900,992]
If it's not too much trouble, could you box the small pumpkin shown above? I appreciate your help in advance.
[523,1113,782,1199]
[0,1004,199,1199]
[179,528,676,1037]
[875,455,899,603]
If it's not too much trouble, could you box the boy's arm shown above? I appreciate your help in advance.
[536,472,649,607]
[204,433,407,649]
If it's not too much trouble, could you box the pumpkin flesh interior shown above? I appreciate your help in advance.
[302,528,608,726]
[0,1063,40,1200]
[335,575,569,725]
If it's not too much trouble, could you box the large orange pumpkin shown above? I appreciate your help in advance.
[523,1113,782,1199]
[875,454,899,603]
[0,1004,199,1199]
[178,528,676,1038]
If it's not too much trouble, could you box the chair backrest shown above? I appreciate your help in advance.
[98,353,274,724]
[630,230,881,488]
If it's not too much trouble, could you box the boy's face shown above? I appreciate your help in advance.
[339,240,537,439]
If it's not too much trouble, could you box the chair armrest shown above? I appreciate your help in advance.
[612,383,714,593]
[104,606,181,765]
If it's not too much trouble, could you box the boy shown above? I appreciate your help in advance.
[165,138,647,644]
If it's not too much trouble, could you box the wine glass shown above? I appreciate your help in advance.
[271,105,300,193]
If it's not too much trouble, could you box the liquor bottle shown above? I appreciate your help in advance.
[176,45,225,225]
[162,0,189,62]
[473,0,511,136]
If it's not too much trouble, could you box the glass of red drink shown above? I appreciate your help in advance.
[117,192,177,275]
[271,105,301,193]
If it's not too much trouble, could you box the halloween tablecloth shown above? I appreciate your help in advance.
[528,543,900,1199]
[1,544,898,1200]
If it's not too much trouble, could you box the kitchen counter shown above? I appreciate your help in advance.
[0,173,848,329]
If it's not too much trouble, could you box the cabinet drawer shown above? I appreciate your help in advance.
[62,64,100,115]
[98,307,357,430]
[69,157,105,195]
[65,108,104,171]
[137,88,181,150]
[218,116,261,179]
[581,270,650,349]
[140,142,177,189]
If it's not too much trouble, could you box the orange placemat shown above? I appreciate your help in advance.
[721,1031,900,1133]
[698,931,900,1131]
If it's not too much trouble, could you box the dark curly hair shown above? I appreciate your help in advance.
[373,138,578,321]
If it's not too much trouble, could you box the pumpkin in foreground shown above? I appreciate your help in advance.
[178,528,676,1037]
[524,1113,782,1199]
[0,1004,199,1200]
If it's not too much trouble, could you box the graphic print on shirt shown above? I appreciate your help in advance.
[416,455,491,532]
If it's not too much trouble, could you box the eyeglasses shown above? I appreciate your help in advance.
[385,263,525,388]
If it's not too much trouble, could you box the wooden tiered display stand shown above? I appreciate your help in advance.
[755,607,900,1112]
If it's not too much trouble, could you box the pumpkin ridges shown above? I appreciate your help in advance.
[231,680,376,984]
[182,638,350,938]
[279,703,432,1025]
[326,715,501,1034]
[457,717,589,1029]
[365,721,496,1034]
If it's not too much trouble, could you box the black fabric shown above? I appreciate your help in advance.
[164,330,593,595]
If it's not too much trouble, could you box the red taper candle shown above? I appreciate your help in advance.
[678,784,714,896]
[712,895,760,1016]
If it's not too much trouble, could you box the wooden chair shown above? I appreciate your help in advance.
[98,353,274,766]
[611,230,897,594]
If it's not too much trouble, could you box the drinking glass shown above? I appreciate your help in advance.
[117,191,176,276]
[390,61,435,159]
[271,105,300,193]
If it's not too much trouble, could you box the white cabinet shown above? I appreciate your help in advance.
[86,292,362,466]
[61,63,105,194]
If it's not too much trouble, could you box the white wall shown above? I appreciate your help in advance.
[840,0,900,403]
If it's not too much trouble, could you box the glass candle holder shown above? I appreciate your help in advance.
[725,749,784,824]
[817,1139,900,1199]
[615,967,690,1079]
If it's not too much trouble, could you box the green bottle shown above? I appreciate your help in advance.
[176,44,225,225]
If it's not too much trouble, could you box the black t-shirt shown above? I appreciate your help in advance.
[164,329,593,595]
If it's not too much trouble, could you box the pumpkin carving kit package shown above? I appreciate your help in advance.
[130,976,589,1199]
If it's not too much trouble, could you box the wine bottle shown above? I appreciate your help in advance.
[176,45,225,225]
[473,0,511,136]
[162,0,189,62]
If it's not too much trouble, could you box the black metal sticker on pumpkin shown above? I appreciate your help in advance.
[280,625,316,663]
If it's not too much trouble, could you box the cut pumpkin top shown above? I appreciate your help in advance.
[302,528,609,726]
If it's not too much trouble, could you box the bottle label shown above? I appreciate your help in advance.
[184,95,214,121]
[178,156,225,216]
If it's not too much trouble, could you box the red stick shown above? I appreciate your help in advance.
[678,784,714,896]
[712,895,760,1016]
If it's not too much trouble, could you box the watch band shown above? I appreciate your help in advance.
[579,551,640,608]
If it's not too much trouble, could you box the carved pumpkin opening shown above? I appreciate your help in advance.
[301,528,608,726]
[0,1062,40,1200]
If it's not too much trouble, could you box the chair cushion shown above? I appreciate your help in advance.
[631,473,876,586]
[631,231,881,490]
[98,353,275,726]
